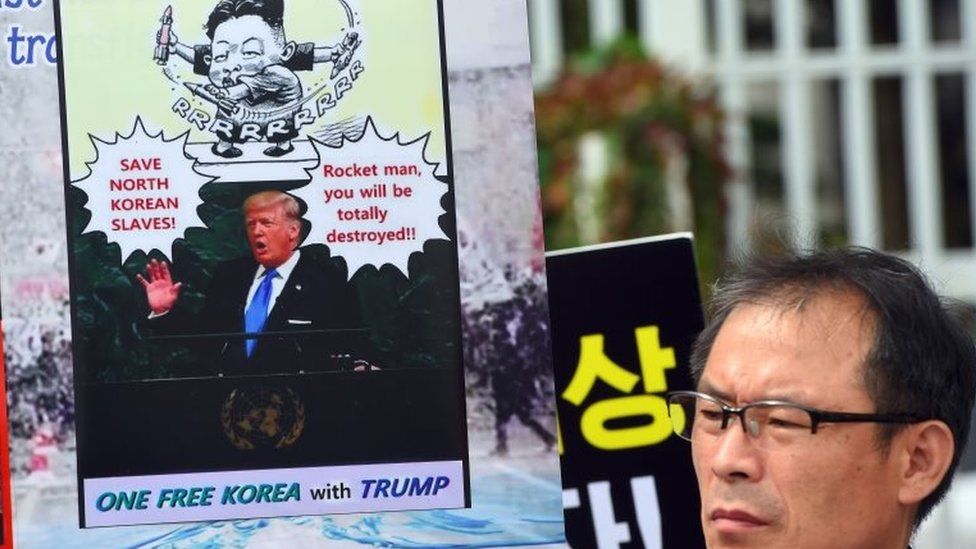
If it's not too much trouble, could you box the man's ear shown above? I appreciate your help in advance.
[281,41,296,62]
[897,420,955,506]
[204,54,212,65]
[288,220,301,245]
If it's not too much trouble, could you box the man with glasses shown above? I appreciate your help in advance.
[667,248,976,548]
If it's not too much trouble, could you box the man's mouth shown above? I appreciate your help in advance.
[222,76,237,87]
[253,241,267,253]
[710,508,770,532]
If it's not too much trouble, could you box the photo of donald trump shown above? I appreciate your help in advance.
[138,190,368,376]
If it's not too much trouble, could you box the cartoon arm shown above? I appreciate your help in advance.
[169,32,196,64]
[312,42,342,64]
[310,31,360,74]
[220,83,252,101]
[198,83,246,114]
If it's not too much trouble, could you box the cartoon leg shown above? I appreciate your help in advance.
[264,139,295,157]
[211,139,243,159]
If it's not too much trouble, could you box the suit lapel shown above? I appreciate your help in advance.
[265,254,308,330]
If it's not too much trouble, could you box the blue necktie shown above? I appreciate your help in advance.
[244,268,277,357]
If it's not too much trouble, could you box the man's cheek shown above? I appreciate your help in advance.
[690,442,708,476]
[690,445,714,499]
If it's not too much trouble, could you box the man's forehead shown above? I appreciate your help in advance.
[698,290,876,404]
[246,204,283,218]
[731,287,874,340]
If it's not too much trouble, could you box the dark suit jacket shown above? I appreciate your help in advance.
[152,251,367,376]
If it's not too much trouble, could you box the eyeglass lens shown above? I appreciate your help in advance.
[667,394,815,445]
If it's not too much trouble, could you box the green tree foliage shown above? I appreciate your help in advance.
[535,37,731,286]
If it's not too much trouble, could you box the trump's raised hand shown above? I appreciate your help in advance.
[136,259,182,315]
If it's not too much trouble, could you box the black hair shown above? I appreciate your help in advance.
[690,247,976,528]
[205,0,285,40]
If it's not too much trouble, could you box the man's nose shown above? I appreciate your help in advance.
[707,420,763,482]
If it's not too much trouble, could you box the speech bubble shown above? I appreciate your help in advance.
[73,117,210,262]
[295,117,449,278]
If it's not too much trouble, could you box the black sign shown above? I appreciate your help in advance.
[546,235,705,548]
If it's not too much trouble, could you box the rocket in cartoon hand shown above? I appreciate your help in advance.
[154,5,173,65]
[331,31,361,79]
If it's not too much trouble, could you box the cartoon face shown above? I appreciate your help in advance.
[208,15,288,87]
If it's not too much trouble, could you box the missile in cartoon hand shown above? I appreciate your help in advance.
[331,31,361,79]
[154,5,173,65]
[183,82,240,115]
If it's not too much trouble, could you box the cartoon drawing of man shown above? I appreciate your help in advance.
[160,0,359,158]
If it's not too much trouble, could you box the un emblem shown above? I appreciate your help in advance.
[221,386,305,450]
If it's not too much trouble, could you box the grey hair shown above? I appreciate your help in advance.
[242,190,300,223]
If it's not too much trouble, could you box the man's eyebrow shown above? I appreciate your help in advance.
[696,381,811,406]
[759,392,809,403]
[696,381,732,402]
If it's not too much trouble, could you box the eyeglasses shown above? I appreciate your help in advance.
[666,391,926,448]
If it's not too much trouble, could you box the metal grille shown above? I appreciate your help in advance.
[529,0,976,301]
